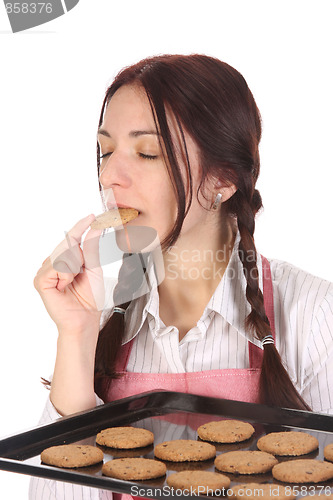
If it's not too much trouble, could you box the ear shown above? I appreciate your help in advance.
[214,180,237,203]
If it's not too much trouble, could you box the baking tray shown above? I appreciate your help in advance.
[1,390,333,499]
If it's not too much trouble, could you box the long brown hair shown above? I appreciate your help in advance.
[94,54,310,411]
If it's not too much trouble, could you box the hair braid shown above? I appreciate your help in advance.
[94,252,149,398]
[236,189,311,410]
[237,196,271,339]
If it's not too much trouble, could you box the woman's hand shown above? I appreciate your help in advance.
[34,214,106,415]
[34,214,104,335]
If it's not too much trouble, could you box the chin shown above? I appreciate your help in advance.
[114,225,161,254]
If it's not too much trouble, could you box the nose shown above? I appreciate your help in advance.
[99,151,132,189]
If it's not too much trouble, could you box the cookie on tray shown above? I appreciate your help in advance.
[257,431,319,456]
[230,483,297,500]
[154,439,216,462]
[102,457,166,480]
[41,444,103,468]
[163,459,215,473]
[214,450,278,474]
[167,470,230,495]
[96,427,154,449]
[324,444,333,462]
[197,420,255,443]
[272,459,333,483]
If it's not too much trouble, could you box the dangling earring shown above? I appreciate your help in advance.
[211,193,223,210]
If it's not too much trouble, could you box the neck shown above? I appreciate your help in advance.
[157,215,236,330]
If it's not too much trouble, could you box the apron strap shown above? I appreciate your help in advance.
[248,255,276,369]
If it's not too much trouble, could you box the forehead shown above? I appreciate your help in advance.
[102,84,156,131]
[100,84,201,168]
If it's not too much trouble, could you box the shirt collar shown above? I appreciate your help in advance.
[123,232,264,346]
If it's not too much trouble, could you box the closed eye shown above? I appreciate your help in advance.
[100,152,158,161]
[100,152,112,159]
[138,153,158,160]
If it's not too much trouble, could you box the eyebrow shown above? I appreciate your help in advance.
[97,128,159,138]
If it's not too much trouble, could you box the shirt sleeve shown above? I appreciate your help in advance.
[28,478,113,500]
[299,287,333,414]
[28,394,110,500]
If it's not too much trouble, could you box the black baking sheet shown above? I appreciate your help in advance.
[0,390,333,499]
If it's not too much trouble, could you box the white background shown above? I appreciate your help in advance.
[0,1,332,497]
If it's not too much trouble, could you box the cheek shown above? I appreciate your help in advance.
[182,197,209,232]
[153,198,176,230]
[147,189,177,237]
[149,174,176,212]
[160,188,178,218]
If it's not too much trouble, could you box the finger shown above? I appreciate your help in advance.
[50,214,96,273]
[81,227,105,310]
[81,227,103,272]
[35,257,51,278]
[55,271,76,292]
[34,264,75,293]
[52,244,84,275]
[67,214,96,243]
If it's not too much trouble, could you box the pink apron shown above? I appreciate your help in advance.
[107,256,275,500]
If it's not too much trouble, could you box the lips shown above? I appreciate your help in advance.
[107,203,140,214]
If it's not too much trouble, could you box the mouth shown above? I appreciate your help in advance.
[107,204,141,215]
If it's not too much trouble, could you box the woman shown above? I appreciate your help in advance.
[30,54,333,499]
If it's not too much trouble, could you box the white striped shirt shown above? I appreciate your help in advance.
[29,234,333,499]
[116,234,333,413]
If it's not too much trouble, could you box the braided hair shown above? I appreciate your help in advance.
[94,54,310,410]
[94,249,151,395]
